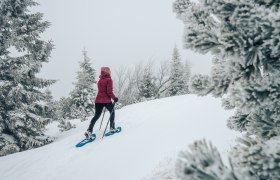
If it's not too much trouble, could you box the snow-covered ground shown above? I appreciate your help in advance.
[0,95,238,180]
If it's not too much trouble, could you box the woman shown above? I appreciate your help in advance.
[85,67,118,139]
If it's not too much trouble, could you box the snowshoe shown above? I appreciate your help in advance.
[104,127,122,137]
[75,133,96,148]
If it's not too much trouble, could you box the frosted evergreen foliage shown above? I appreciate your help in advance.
[169,46,186,96]
[210,56,232,98]
[174,0,280,140]
[174,0,280,178]
[176,139,255,180]
[44,88,57,121]
[58,97,73,119]
[55,98,75,132]
[231,136,280,180]
[57,119,75,132]
[173,0,191,15]
[227,110,248,132]
[221,98,235,110]
[138,66,156,99]
[69,48,96,120]
[0,0,55,156]
[189,74,212,96]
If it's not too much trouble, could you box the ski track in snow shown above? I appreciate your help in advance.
[0,95,239,180]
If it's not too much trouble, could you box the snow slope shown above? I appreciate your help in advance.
[0,95,238,180]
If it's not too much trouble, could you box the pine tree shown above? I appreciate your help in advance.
[0,0,55,156]
[230,135,280,179]
[189,74,212,96]
[57,97,72,119]
[168,46,186,96]
[138,66,156,100]
[55,99,76,132]
[43,91,75,132]
[69,48,96,121]
[57,119,75,132]
[44,88,57,121]
[176,139,256,180]
[173,0,280,179]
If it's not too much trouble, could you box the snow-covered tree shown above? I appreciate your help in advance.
[42,93,75,132]
[168,46,186,96]
[113,66,130,108]
[0,0,55,156]
[57,119,75,132]
[154,60,171,98]
[138,64,156,100]
[49,97,75,132]
[114,61,172,106]
[117,67,139,107]
[189,74,212,96]
[183,59,191,94]
[57,97,71,119]
[55,101,75,132]
[44,88,57,120]
[176,139,256,180]
[69,48,96,121]
[173,0,280,179]
[231,135,280,179]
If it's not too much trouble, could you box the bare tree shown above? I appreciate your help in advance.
[113,65,140,107]
[134,61,145,93]
[122,68,139,105]
[154,60,171,98]
[114,66,129,102]
[113,58,173,107]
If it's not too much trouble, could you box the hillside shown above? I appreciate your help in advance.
[0,95,238,180]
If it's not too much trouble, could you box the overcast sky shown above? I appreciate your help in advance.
[33,0,212,99]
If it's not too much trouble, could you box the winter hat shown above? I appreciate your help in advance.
[101,67,111,75]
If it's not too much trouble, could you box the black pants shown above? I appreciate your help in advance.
[87,103,115,133]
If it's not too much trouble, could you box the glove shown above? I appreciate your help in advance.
[114,97,119,103]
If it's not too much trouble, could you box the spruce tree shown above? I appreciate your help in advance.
[69,48,96,120]
[189,74,212,96]
[55,99,75,132]
[168,46,186,96]
[176,139,256,180]
[0,0,55,156]
[43,90,75,132]
[173,0,280,179]
[44,88,57,121]
[57,97,72,119]
[138,66,156,100]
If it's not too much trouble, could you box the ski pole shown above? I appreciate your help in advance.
[102,102,115,138]
[99,108,106,130]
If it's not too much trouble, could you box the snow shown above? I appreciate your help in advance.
[0,95,238,180]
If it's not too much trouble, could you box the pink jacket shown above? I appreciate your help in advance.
[95,71,116,103]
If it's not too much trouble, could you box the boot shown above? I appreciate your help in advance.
[84,130,92,139]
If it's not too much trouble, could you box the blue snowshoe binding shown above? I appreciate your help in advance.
[75,133,96,148]
[105,127,122,137]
